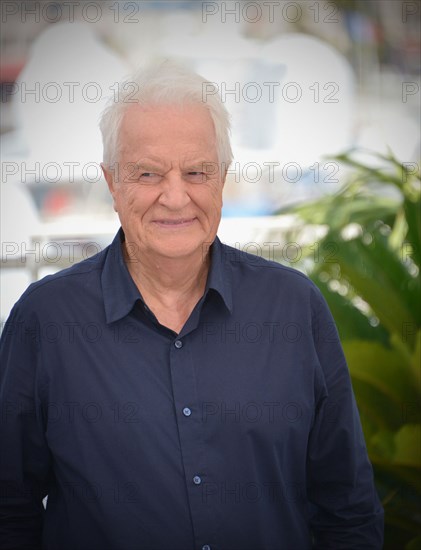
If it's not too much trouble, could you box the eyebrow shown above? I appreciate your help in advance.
[134,158,169,172]
[134,158,219,174]
[182,160,219,172]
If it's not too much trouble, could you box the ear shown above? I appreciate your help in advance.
[101,163,118,212]
[221,165,228,190]
[222,168,227,188]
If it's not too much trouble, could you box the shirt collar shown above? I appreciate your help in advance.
[101,228,141,324]
[101,228,233,324]
[204,235,233,314]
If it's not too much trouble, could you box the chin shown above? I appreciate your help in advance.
[152,235,209,260]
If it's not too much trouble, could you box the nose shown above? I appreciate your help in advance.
[158,173,191,211]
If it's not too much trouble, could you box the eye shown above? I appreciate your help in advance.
[138,172,162,184]
[186,171,206,183]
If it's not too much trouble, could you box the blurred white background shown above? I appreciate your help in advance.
[1,0,420,322]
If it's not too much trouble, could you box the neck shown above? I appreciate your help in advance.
[123,243,211,309]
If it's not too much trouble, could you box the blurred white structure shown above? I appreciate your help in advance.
[13,22,128,171]
[0,183,40,321]
[260,33,355,166]
[1,22,128,321]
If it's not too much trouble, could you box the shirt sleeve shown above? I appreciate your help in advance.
[0,304,51,549]
[307,288,384,549]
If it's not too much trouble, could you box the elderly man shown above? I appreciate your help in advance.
[0,63,383,549]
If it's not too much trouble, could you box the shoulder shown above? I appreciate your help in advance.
[219,240,330,323]
[11,246,109,317]
[222,241,321,293]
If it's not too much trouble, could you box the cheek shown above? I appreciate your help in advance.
[195,185,223,214]
[209,192,223,217]
[126,194,138,214]
[117,187,149,217]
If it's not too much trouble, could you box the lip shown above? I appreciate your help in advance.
[153,217,197,228]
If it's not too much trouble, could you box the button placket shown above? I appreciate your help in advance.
[169,335,216,548]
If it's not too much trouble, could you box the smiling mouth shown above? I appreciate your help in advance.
[154,218,197,227]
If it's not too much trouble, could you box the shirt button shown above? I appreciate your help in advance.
[193,475,202,485]
[202,546,211,550]
[183,407,192,417]
[174,339,183,349]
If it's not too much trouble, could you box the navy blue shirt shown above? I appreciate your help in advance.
[0,229,383,549]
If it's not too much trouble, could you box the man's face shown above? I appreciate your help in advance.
[103,103,225,261]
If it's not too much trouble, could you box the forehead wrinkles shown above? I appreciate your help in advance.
[122,103,216,138]
[118,105,219,170]
[134,153,217,168]
[120,133,217,159]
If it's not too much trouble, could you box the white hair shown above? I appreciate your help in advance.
[99,60,233,170]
